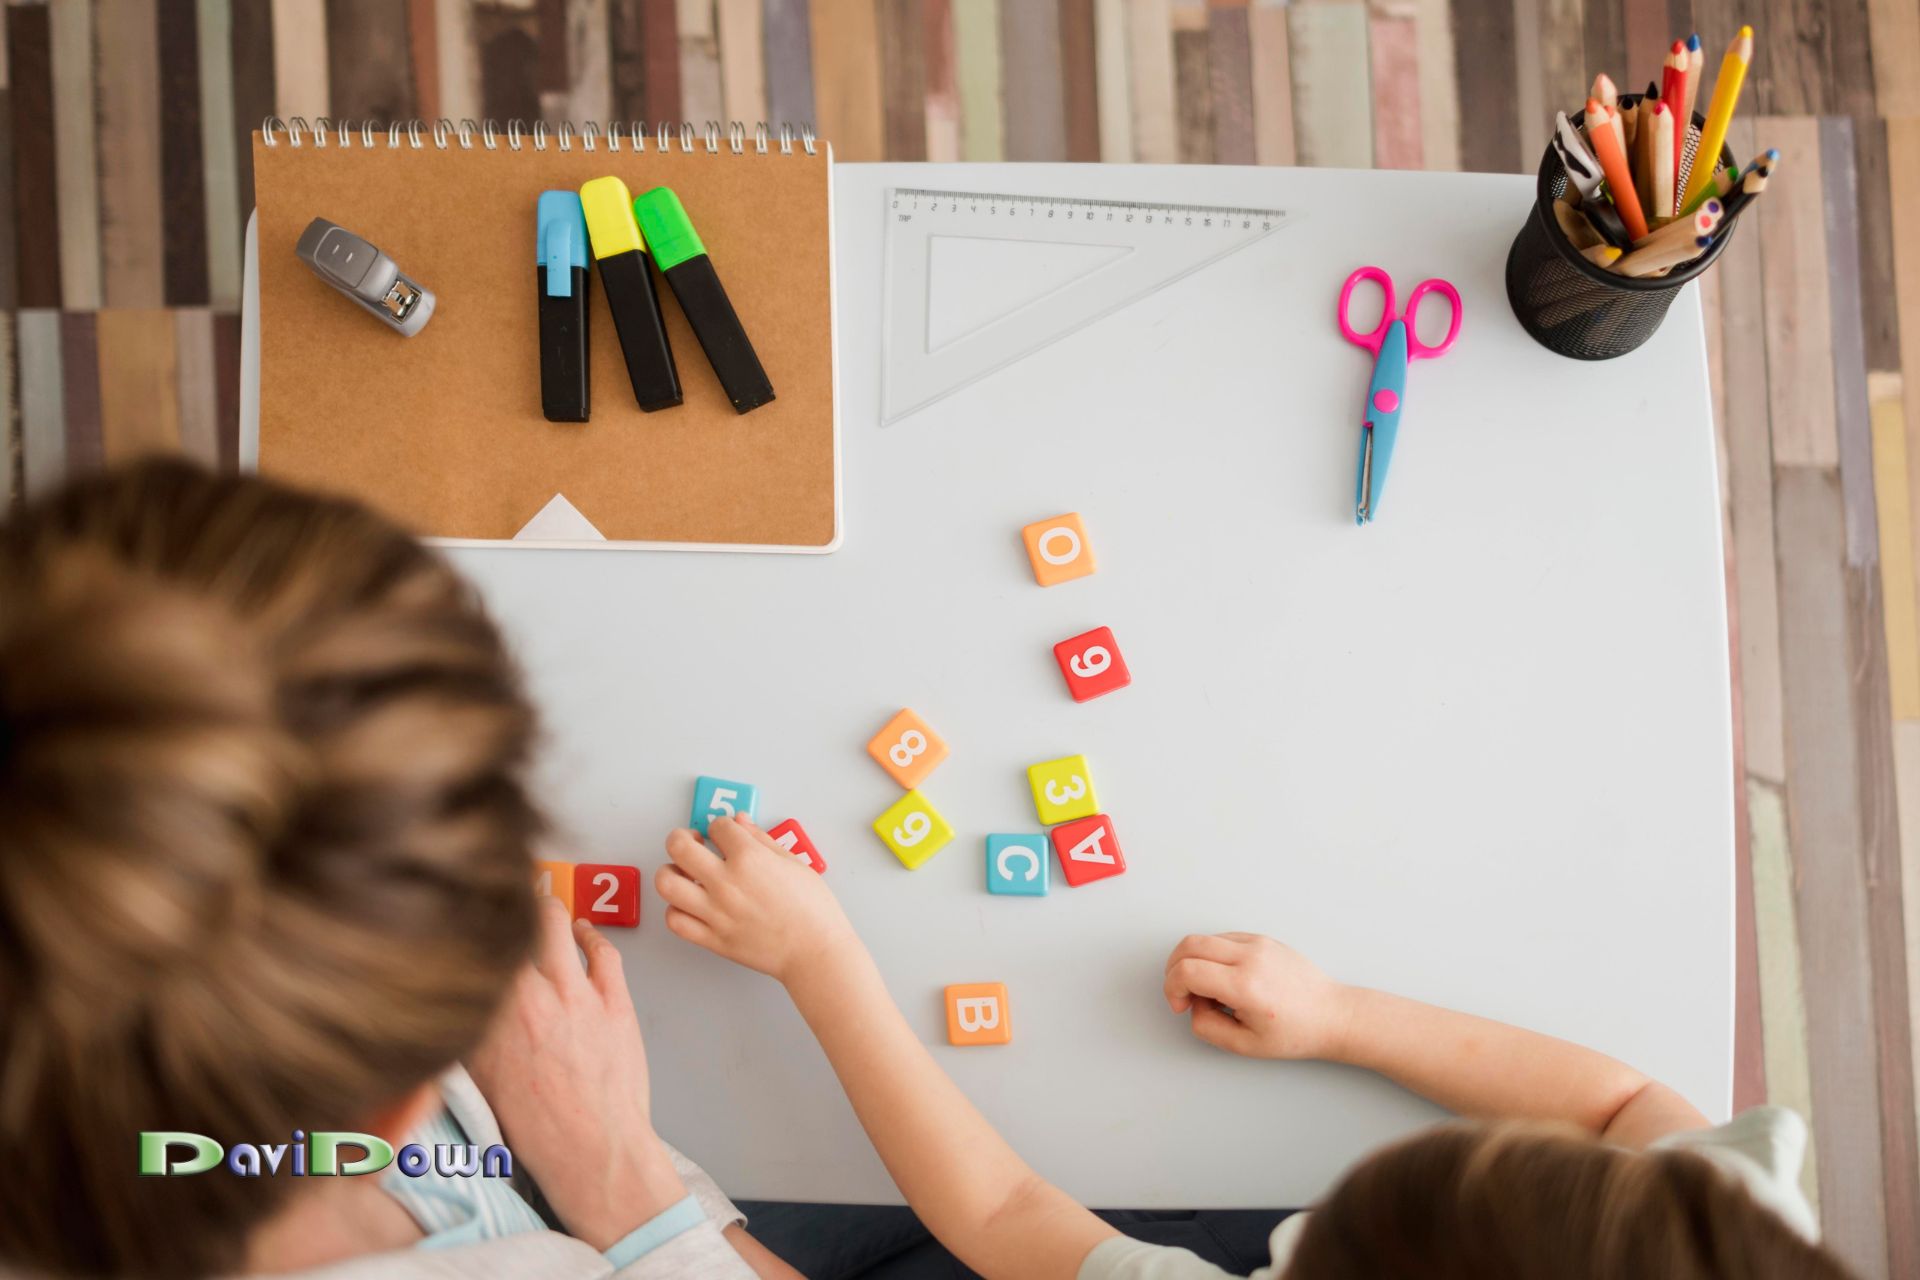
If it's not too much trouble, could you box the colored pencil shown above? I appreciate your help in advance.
[1591,72,1618,114]
[1680,147,1776,216]
[1581,244,1623,268]
[1554,197,1604,249]
[1678,26,1752,213]
[1682,34,1703,126]
[1650,102,1675,221]
[1584,102,1648,240]
[1614,200,1723,275]
[1631,197,1722,251]
[1718,152,1777,225]
[1554,111,1606,203]
[1661,40,1689,203]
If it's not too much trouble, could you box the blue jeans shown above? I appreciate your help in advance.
[734,1203,1295,1280]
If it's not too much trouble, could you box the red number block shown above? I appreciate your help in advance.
[767,818,827,874]
[1053,626,1132,702]
[1050,814,1126,887]
[574,863,641,927]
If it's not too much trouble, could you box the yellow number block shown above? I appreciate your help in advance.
[873,790,954,869]
[533,859,576,917]
[1021,512,1096,587]
[1027,754,1098,825]
[866,707,948,789]
[945,982,1012,1045]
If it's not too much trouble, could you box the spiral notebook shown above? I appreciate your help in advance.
[251,119,839,552]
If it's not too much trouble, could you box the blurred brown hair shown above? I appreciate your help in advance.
[1286,1120,1856,1279]
[0,460,542,1278]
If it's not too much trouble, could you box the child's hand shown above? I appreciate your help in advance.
[467,898,687,1250]
[656,815,859,984]
[1163,932,1355,1061]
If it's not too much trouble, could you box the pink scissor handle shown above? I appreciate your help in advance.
[1403,278,1463,360]
[1337,266,1395,355]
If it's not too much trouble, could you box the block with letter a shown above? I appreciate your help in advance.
[945,982,1012,1045]
[1050,813,1126,887]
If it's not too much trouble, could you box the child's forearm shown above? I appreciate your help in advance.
[784,944,1115,1280]
[1331,987,1706,1141]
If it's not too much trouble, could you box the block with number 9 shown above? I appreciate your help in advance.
[574,863,641,927]
[1053,626,1131,702]
[1027,753,1099,825]
[1021,512,1096,587]
[873,790,954,869]
[866,707,948,789]
[690,775,758,836]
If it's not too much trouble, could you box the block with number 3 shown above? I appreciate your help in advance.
[866,707,948,789]
[1027,754,1099,825]
[945,982,1012,1045]
[873,790,954,869]
[690,775,758,836]
[574,863,641,927]
[1051,813,1126,886]
[767,818,827,874]
[1053,626,1131,702]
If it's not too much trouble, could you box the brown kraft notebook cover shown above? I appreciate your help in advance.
[253,129,837,548]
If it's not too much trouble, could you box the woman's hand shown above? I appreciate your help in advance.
[655,815,861,984]
[1163,932,1355,1061]
[467,897,687,1250]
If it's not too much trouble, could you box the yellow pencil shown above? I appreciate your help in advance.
[1679,26,1753,213]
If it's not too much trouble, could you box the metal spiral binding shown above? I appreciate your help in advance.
[261,116,818,155]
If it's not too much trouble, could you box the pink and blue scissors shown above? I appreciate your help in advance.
[1337,266,1462,524]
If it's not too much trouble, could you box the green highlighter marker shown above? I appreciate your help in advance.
[633,188,775,414]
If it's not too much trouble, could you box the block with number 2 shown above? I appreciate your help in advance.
[574,863,641,927]
[767,818,827,874]
[867,707,948,789]
[1053,626,1131,702]
[1051,813,1126,886]
[873,790,954,869]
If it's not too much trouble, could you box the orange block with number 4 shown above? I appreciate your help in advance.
[533,859,576,915]
[867,707,948,789]
[1021,512,1096,587]
[945,982,1012,1045]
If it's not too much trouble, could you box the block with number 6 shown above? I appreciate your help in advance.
[1053,626,1131,702]
[873,790,954,869]
[574,863,641,927]
[1027,753,1099,825]
[690,775,758,836]
[766,818,827,874]
[945,982,1012,1045]
[1051,813,1126,886]
[1021,512,1096,587]
[866,707,948,789]
[533,859,576,916]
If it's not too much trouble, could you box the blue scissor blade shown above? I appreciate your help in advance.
[1355,321,1409,524]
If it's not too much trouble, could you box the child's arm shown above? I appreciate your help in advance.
[657,817,1118,1280]
[1162,932,1709,1147]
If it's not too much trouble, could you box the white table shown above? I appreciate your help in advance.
[246,162,1733,1207]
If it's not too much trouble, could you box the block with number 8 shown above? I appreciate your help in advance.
[1021,512,1096,587]
[1027,753,1099,825]
[690,775,758,836]
[1053,626,1131,702]
[574,863,641,927]
[873,790,954,869]
[866,707,948,789]
[767,818,827,874]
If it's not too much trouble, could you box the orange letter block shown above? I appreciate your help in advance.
[1021,513,1096,587]
[945,982,1012,1046]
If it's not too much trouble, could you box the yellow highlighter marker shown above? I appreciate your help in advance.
[579,176,682,411]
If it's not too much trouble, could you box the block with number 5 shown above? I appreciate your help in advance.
[767,818,827,874]
[1051,813,1126,886]
[1053,626,1131,702]
[873,790,954,869]
[866,707,948,789]
[1027,753,1099,825]
[690,775,758,836]
[574,863,641,927]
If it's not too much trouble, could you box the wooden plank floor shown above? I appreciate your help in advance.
[1,1,1914,1273]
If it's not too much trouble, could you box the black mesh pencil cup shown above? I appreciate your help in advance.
[1506,97,1736,360]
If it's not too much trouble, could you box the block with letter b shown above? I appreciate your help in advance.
[574,863,641,927]
[767,818,827,874]
[986,834,1049,896]
[1027,753,1099,825]
[1053,625,1131,702]
[1051,813,1127,887]
[690,775,758,836]
[533,859,576,915]
[866,707,948,789]
[945,982,1012,1045]
[873,790,954,869]
[1022,512,1096,587]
